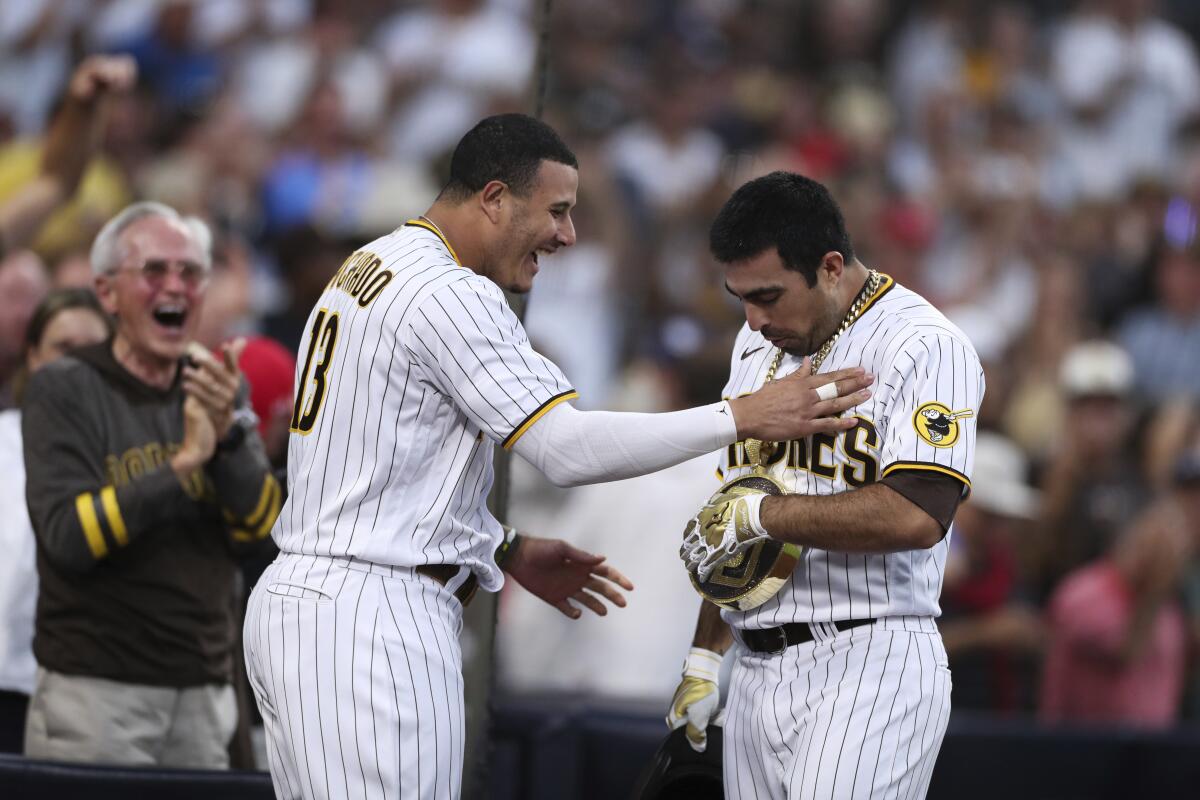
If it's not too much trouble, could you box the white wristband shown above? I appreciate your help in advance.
[739,493,770,538]
[683,647,722,682]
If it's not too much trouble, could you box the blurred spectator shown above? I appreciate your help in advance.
[940,432,1044,714]
[888,0,967,138]
[606,68,724,226]
[0,0,89,135]
[962,3,1056,127]
[0,55,137,261]
[229,3,385,139]
[377,0,534,162]
[1001,251,1087,459]
[1033,340,1148,599]
[20,202,280,767]
[1174,448,1200,719]
[114,0,222,113]
[0,251,50,406]
[261,224,348,352]
[0,288,111,754]
[236,335,296,469]
[1039,453,1200,728]
[524,142,627,407]
[1117,236,1200,402]
[261,81,371,234]
[1050,0,1200,202]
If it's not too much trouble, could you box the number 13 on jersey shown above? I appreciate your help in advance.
[290,307,340,434]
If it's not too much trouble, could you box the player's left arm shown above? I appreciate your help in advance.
[496,526,634,619]
[760,483,947,552]
[762,332,983,553]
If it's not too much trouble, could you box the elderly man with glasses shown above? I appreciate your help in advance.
[20,202,281,768]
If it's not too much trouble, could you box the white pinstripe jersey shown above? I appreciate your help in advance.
[718,275,985,629]
[272,220,576,591]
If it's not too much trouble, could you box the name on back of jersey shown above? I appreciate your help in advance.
[326,249,394,308]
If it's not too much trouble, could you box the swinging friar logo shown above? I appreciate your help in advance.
[913,402,974,448]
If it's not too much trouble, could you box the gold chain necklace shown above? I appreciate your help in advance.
[744,269,882,470]
[419,215,448,239]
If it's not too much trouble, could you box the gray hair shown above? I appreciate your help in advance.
[89,201,213,276]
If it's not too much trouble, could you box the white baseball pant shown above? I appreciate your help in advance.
[723,616,951,800]
[244,554,466,800]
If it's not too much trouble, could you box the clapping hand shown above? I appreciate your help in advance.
[182,339,246,438]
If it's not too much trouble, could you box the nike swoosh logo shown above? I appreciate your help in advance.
[741,346,764,360]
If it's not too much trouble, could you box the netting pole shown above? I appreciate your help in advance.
[461,1,555,796]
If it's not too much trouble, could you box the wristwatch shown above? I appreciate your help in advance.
[217,407,259,453]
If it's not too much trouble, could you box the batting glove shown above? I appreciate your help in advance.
[681,492,771,582]
[665,647,724,753]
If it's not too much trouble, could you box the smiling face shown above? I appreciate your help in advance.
[95,214,208,368]
[724,248,844,357]
[483,160,578,294]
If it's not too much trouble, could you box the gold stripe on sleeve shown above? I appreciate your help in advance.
[99,486,128,547]
[502,390,579,450]
[74,492,108,559]
[244,475,278,531]
[253,480,282,539]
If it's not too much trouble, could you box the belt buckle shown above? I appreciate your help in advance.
[762,626,788,656]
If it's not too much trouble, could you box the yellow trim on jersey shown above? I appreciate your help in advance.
[99,486,128,547]
[856,272,895,318]
[75,492,108,559]
[882,461,972,492]
[405,219,462,265]
[502,390,579,450]
[715,466,725,482]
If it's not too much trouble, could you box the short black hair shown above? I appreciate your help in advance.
[709,171,855,286]
[441,114,578,202]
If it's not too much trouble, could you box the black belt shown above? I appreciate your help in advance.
[740,618,876,655]
[415,564,479,608]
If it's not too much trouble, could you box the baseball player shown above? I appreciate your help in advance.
[668,172,984,800]
[242,117,873,800]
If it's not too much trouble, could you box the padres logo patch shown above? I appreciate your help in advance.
[913,402,973,448]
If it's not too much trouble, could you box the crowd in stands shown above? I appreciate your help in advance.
[2,0,1200,768]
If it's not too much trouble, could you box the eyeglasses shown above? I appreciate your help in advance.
[114,258,210,289]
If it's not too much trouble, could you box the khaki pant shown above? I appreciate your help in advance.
[23,667,237,769]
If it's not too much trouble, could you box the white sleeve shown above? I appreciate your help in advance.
[404,278,577,446]
[879,334,986,494]
[510,400,740,488]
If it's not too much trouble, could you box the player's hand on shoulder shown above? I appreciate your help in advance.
[665,647,724,753]
[505,535,634,619]
[728,357,873,442]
